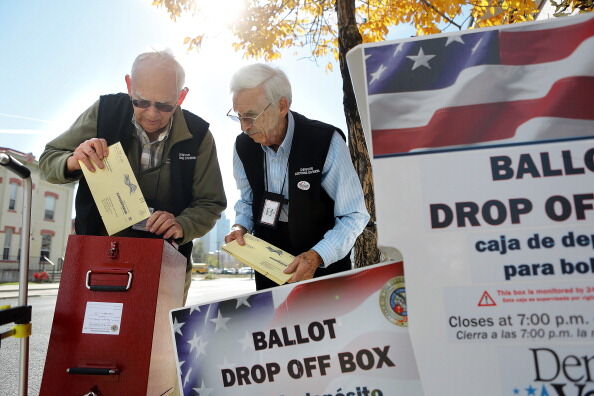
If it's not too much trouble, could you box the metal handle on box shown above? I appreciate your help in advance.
[67,367,120,375]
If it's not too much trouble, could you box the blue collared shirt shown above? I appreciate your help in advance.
[233,111,370,267]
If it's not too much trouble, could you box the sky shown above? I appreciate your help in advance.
[0,0,415,219]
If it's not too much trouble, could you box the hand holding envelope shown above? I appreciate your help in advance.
[79,142,151,235]
[68,137,109,173]
[222,234,292,285]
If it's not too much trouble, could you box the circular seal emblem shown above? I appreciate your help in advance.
[379,276,407,327]
[297,181,310,190]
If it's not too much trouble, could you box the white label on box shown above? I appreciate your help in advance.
[82,302,123,335]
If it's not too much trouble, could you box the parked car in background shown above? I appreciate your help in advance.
[238,267,254,275]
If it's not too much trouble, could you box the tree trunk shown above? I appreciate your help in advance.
[335,0,382,267]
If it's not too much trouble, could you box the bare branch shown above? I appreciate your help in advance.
[419,0,463,29]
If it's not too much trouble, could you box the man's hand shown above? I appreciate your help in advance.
[67,138,109,173]
[284,250,322,283]
[146,210,183,240]
[224,224,247,246]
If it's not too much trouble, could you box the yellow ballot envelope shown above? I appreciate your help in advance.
[79,142,151,235]
[221,234,293,285]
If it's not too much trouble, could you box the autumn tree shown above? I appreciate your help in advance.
[551,0,594,14]
[153,0,541,267]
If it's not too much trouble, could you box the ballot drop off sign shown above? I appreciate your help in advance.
[169,262,422,396]
[347,12,594,396]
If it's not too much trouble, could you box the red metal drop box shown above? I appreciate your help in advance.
[40,235,186,396]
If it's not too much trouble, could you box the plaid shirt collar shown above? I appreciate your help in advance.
[131,115,174,170]
[131,115,174,144]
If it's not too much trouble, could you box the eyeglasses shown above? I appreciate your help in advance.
[131,98,177,113]
[226,103,271,126]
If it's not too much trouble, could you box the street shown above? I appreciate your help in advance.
[0,297,54,396]
[0,276,256,396]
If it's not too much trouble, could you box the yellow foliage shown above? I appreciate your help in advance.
[154,0,541,67]
[152,0,194,22]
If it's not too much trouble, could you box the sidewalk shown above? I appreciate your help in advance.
[0,274,252,301]
[0,282,60,300]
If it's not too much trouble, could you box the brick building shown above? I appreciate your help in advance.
[0,147,75,282]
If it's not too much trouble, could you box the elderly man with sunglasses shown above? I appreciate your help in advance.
[224,63,370,290]
[39,51,226,302]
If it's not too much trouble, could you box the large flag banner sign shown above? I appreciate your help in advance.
[347,13,594,396]
[364,14,594,157]
[169,262,423,396]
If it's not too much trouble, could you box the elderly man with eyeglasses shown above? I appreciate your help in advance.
[39,50,226,303]
[224,63,370,290]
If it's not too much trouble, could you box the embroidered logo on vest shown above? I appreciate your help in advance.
[297,181,310,191]
[294,166,320,176]
[178,153,197,160]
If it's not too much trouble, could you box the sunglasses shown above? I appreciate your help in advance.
[131,98,176,113]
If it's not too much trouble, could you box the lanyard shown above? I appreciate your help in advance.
[263,152,289,199]
[259,152,290,228]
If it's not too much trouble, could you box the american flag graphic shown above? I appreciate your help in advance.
[365,14,594,158]
[170,292,275,395]
[170,262,414,395]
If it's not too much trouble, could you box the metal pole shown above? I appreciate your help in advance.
[1,153,32,396]
[18,177,32,396]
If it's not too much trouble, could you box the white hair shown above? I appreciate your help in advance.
[230,63,292,106]
[131,50,185,92]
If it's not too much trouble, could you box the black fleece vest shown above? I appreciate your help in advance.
[236,111,351,278]
[74,93,209,261]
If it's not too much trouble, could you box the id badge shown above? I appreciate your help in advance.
[259,192,285,228]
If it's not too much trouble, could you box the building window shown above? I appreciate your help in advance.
[8,182,18,210]
[17,233,22,260]
[3,228,13,260]
[40,234,52,263]
[44,195,57,220]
